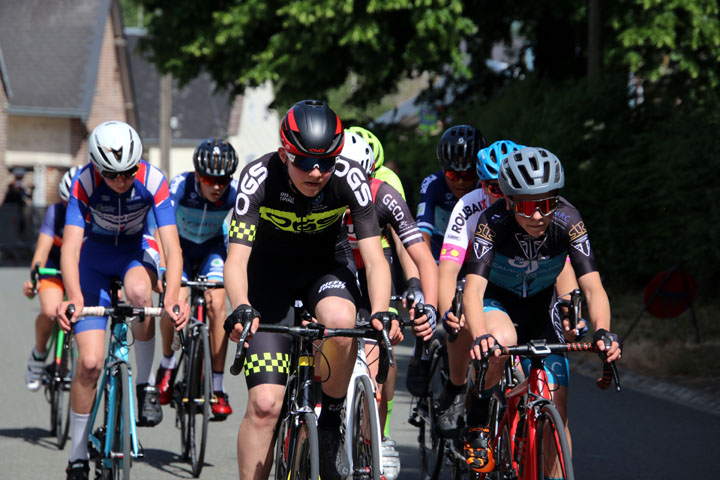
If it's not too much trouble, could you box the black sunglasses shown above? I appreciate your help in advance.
[101,165,139,180]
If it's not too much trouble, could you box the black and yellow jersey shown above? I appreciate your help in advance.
[229,152,380,263]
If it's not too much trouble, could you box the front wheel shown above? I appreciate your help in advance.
[52,335,75,449]
[109,362,131,480]
[293,412,319,480]
[350,375,381,480]
[183,324,211,477]
[535,403,574,480]
[418,338,446,480]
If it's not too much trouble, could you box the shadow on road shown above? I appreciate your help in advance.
[0,426,60,450]
[140,447,215,478]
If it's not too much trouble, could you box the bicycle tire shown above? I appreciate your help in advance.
[110,362,131,480]
[47,329,59,437]
[273,378,295,480]
[535,403,574,480]
[290,412,319,480]
[350,375,381,480]
[54,336,75,449]
[490,422,515,480]
[184,323,211,477]
[418,338,446,480]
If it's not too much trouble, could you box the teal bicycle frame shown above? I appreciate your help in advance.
[72,279,164,478]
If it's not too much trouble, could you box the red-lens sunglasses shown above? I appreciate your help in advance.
[444,169,477,182]
[482,181,504,198]
[509,196,559,217]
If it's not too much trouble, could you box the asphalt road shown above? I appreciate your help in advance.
[1,266,718,479]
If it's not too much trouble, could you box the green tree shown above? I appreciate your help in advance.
[136,0,476,109]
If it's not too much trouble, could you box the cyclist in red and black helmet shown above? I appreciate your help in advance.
[224,100,400,480]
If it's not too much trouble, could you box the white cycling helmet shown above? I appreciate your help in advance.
[88,121,142,173]
[58,165,80,202]
[499,147,564,196]
[340,130,375,176]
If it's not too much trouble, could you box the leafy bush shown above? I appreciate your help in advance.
[377,74,720,296]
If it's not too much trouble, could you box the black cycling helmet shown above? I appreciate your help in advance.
[193,138,238,177]
[280,100,344,158]
[436,125,487,171]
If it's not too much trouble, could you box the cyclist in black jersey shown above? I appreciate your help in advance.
[223,100,400,480]
[459,147,622,473]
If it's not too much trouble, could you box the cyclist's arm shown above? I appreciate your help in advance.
[405,240,438,309]
[224,242,252,309]
[57,225,85,328]
[464,272,492,360]
[24,232,55,297]
[438,259,462,321]
[358,236,391,314]
[391,229,419,281]
[157,224,189,326]
[577,271,619,360]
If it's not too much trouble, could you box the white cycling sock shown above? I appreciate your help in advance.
[133,337,155,385]
[161,353,177,369]
[212,372,224,392]
[69,410,90,462]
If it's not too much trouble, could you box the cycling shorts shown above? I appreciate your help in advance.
[483,284,569,387]
[74,235,161,333]
[241,255,361,389]
[38,276,64,293]
[181,238,226,282]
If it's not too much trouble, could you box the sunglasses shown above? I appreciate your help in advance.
[482,181,504,198]
[199,175,232,187]
[444,169,477,182]
[101,165,138,180]
[509,196,560,218]
[286,152,336,173]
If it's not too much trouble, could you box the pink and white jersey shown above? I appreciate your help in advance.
[439,188,492,264]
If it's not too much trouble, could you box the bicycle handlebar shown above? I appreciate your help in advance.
[557,288,583,331]
[30,262,62,295]
[66,304,164,319]
[447,283,464,343]
[474,339,621,393]
[229,310,402,383]
[181,279,225,289]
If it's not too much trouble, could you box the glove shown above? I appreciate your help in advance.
[592,328,623,351]
[402,277,425,305]
[224,304,261,338]
[415,304,437,333]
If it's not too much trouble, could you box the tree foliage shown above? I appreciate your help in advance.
[135,0,476,108]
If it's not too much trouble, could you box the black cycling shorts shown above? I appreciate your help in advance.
[241,254,361,388]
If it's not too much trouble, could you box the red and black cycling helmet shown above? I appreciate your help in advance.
[280,100,344,158]
[436,125,487,172]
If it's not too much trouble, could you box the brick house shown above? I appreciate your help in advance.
[0,0,136,206]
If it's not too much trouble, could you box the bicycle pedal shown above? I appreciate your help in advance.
[408,413,422,428]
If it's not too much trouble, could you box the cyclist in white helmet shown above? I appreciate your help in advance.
[57,121,190,480]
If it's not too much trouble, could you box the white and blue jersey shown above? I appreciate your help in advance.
[169,171,238,280]
[416,170,468,260]
[65,160,174,332]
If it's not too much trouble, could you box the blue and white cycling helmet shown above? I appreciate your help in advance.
[58,165,80,202]
[477,140,524,181]
[499,147,564,196]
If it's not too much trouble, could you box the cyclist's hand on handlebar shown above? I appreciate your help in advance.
[563,317,588,342]
[442,309,464,333]
[401,277,424,309]
[470,333,499,361]
[22,280,35,299]
[370,311,403,345]
[224,305,261,347]
[412,304,436,341]
[593,329,622,362]
[164,298,190,331]
[57,298,83,333]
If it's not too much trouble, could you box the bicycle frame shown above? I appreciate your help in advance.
[495,357,557,479]
[343,336,385,478]
[87,314,141,467]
